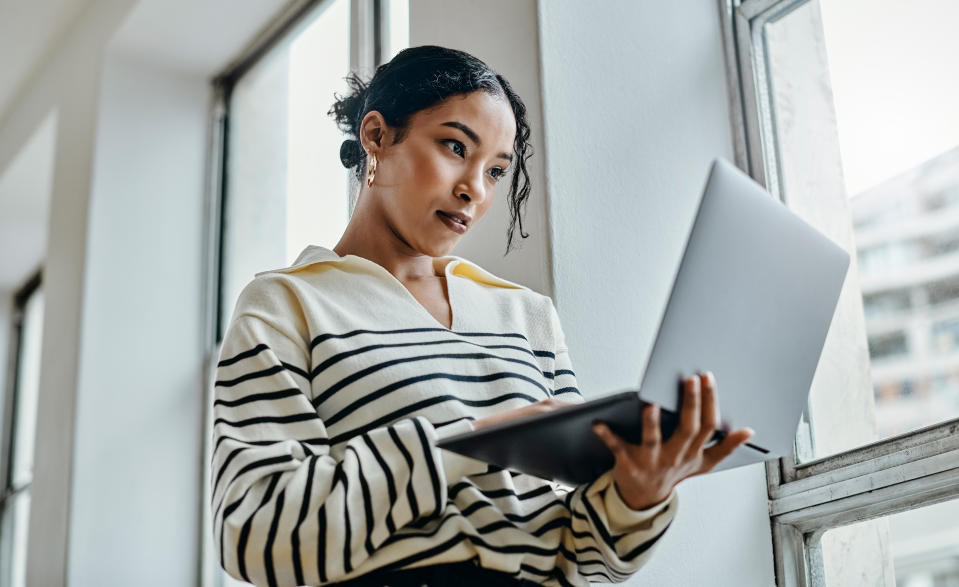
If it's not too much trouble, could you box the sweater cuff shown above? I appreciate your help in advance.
[424,417,489,482]
[595,470,678,534]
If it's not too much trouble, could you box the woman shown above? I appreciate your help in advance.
[211,45,754,587]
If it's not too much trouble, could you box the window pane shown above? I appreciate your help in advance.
[0,489,32,587]
[220,0,352,333]
[763,0,959,461]
[820,497,959,586]
[11,288,43,487]
[384,0,409,62]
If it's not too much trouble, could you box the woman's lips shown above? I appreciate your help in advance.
[437,211,467,234]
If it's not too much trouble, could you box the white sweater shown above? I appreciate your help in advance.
[211,245,678,587]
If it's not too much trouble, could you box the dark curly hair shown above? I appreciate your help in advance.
[327,45,533,255]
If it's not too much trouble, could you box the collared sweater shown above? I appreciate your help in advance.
[211,245,678,587]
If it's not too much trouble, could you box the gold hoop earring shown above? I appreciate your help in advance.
[366,153,377,187]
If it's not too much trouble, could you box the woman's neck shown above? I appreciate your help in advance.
[333,205,442,282]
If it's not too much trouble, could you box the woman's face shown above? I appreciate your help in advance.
[362,90,517,258]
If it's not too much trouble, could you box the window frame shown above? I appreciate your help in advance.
[198,1,397,584]
[718,0,959,585]
[0,267,42,587]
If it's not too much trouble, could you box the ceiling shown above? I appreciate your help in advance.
[0,112,56,293]
[109,0,289,76]
[0,0,288,293]
[0,0,91,124]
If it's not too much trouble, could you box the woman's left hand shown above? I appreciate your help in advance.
[591,371,755,511]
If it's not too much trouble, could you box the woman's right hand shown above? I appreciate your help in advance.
[470,397,573,431]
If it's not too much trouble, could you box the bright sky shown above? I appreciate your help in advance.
[819,0,959,197]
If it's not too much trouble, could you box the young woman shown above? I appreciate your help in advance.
[211,45,754,587]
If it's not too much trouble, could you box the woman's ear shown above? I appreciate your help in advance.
[358,110,390,156]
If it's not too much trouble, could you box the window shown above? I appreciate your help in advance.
[818,496,959,586]
[0,271,43,587]
[720,0,959,584]
[867,330,908,360]
[201,1,408,585]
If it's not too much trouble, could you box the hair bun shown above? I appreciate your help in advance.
[339,139,364,168]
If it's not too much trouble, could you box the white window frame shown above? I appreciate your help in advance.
[0,268,42,587]
[718,1,959,585]
[198,1,397,584]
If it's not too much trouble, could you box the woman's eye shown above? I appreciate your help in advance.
[489,167,507,181]
[443,139,465,157]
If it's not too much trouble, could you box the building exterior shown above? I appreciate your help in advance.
[852,146,959,440]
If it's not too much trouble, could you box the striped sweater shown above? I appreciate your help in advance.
[211,245,678,587]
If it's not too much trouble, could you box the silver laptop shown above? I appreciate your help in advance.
[438,158,850,482]
[636,157,850,471]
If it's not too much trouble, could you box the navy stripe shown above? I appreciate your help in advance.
[310,338,539,379]
[312,352,547,408]
[324,372,549,427]
[213,432,327,454]
[310,327,529,351]
[317,500,328,583]
[236,473,280,583]
[264,488,285,587]
[387,426,419,520]
[362,433,398,536]
[336,465,353,573]
[328,391,542,445]
[290,456,317,586]
[412,417,443,517]
[214,387,301,408]
[214,412,318,429]
[219,343,268,367]
[345,445,375,557]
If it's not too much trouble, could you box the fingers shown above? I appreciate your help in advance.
[692,372,719,449]
[700,427,755,473]
[592,422,631,466]
[641,403,661,456]
[673,375,701,454]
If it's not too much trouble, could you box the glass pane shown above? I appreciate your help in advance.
[220,0,352,333]
[0,490,32,587]
[763,0,959,461]
[384,0,410,62]
[11,288,43,487]
[821,497,959,586]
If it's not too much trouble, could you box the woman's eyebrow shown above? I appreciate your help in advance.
[441,121,513,163]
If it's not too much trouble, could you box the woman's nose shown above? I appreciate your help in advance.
[456,171,486,204]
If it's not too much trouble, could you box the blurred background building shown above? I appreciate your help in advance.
[852,146,959,439]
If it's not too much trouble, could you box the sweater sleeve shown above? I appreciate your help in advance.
[211,312,487,587]
[546,300,679,583]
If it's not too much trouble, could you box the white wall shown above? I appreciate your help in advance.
[0,2,136,584]
[0,292,10,429]
[0,1,283,584]
[538,1,775,585]
[62,0,285,582]
[410,0,552,297]
[66,53,210,586]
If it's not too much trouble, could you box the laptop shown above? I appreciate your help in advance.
[437,158,851,486]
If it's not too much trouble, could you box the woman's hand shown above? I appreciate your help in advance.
[591,371,754,511]
[470,397,572,431]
